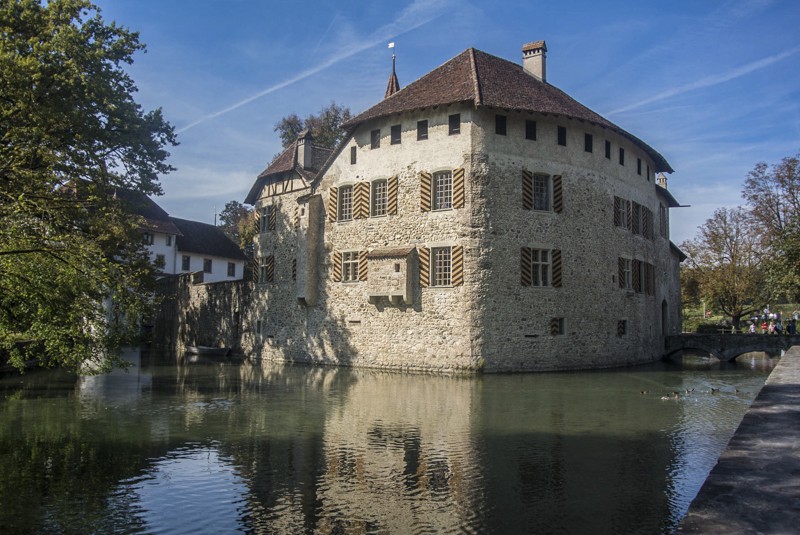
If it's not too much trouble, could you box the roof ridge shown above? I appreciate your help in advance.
[468,48,482,107]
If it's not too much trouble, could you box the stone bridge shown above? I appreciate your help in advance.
[664,334,800,361]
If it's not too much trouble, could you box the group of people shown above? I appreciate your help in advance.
[748,308,799,335]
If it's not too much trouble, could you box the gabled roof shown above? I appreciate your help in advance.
[169,217,247,261]
[656,184,683,208]
[114,188,182,236]
[245,139,333,205]
[343,47,673,173]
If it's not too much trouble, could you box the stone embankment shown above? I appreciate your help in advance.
[676,345,800,534]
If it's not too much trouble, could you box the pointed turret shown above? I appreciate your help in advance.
[385,52,400,98]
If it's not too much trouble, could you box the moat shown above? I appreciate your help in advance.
[0,349,776,534]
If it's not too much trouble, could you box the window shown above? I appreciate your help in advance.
[615,197,630,229]
[619,258,632,290]
[432,247,452,287]
[350,146,357,165]
[259,205,275,232]
[525,120,537,140]
[557,126,567,146]
[390,124,401,145]
[338,185,353,221]
[646,165,650,181]
[417,120,428,140]
[258,256,273,283]
[203,258,212,273]
[154,254,165,269]
[619,147,625,166]
[637,158,642,175]
[143,232,154,245]
[529,249,551,287]
[166,235,172,246]
[448,114,460,135]
[495,114,507,135]
[617,319,627,337]
[433,171,453,210]
[370,129,380,149]
[371,179,388,217]
[584,133,593,153]
[181,255,190,271]
[659,204,668,238]
[550,317,565,336]
[605,140,611,159]
[227,262,235,277]
[533,173,551,211]
[341,251,360,282]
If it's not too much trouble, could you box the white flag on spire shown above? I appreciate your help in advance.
[388,42,395,49]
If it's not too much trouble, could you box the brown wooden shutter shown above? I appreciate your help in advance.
[293,206,299,229]
[420,172,432,212]
[613,196,621,227]
[268,205,277,230]
[354,182,369,219]
[552,175,563,213]
[253,209,261,236]
[387,175,398,215]
[618,257,625,289]
[266,255,274,282]
[647,209,655,240]
[521,247,532,286]
[453,168,465,209]
[292,257,297,281]
[252,257,260,283]
[626,200,633,230]
[332,251,342,282]
[551,249,562,288]
[418,247,430,288]
[632,202,641,235]
[550,318,561,336]
[647,263,656,295]
[358,250,368,281]
[522,170,534,210]
[632,260,641,293]
[327,187,338,222]
[641,205,649,238]
[451,245,464,286]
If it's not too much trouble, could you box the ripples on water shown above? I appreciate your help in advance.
[0,349,775,534]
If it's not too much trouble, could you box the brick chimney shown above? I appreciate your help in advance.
[656,173,668,189]
[522,40,547,82]
[296,129,313,169]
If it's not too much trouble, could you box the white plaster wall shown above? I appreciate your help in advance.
[177,253,245,283]
[146,231,178,274]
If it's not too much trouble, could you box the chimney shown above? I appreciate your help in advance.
[656,173,668,189]
[296,129,313,169]
[522,40,547,82]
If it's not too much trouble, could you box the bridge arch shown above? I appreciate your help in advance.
[664,334,800,362]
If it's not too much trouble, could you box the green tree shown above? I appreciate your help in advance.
[0,0,176,372]
[274,101,352,150]
[218,200,253,249]
[681,207,769,331]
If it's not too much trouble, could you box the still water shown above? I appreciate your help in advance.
[0,349,775,534]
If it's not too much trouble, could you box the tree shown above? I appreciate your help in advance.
[681,207,769,331]
[218,200,253,249]
[0,0,176,372]
[742,151,800,299]
[274,101,352,150]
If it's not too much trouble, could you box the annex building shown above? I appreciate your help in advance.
[243,41,684,372]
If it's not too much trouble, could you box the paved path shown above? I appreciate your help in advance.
[676,346,800,534]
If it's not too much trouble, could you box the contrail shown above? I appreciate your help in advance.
[607,46,800,116]
[177,0,452,134]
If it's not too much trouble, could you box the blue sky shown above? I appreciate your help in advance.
[94,0,800,244]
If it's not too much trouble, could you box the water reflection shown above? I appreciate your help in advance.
[0,350,775,534]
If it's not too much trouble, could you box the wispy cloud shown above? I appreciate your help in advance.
[607,46,800,116]
[176,0,454,134]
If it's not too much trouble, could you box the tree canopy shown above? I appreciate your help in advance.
[218,200,253,249]
[0,0,176,372]
[274,101,352,150]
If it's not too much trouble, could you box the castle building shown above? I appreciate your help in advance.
[244,42,684,372]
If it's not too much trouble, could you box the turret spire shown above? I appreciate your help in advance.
[385,42,400,98]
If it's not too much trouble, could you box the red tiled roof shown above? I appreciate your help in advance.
[114,188,182,236]
[344,48,673,172]
[245,139,333,205]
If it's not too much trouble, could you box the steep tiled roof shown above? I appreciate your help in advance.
[344,48,673,172]
[245,139,333,205]
[170,217,247,260]
[114,188,182,236]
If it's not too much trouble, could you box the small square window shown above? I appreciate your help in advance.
[448,114,460,135]
[203,258,212,274]
[605,140,611,159]
[417,120,428,140]
[181,255,190,271]
[637,158,642,175]
[495,114,507,136]
[154,254,165,270]
[647,165,650,181]
[371,129,380,149]
[550,317,565,336]
[584,133,593,153]
[619,147,625,166]
[341,251,360,282]
[557,126,567,146]
[143,232,154,245]
[390,124,401,145]
[350,146,356,164]
[227,262,235,277]
[525,120,537,140]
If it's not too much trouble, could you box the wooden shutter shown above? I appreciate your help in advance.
[354,182,369,219]
[550,318,561,336]
[292,257,297,281]
[613,196,621,227]
[268,205,277,230]
[551,249,562,288]
[387,175,399,215]
[420,172,432,212]
[618,257,625,289]
[632,202,641,235]
[521,247,532,286]
[552,175,563,213]
[253,209,261,236]
[266,255,274,282]
[252,257,260,283]
[358,250,368,281]
[626,200,633,230]
[451,245,464,286]
[453,168,465,209]
[418,247,430,288]
[327,187,338,222]
[522,170,534,210]
[617,320,626,337]
[293,206,299,229]
[332,251,342,282]
[632,260,641,293]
